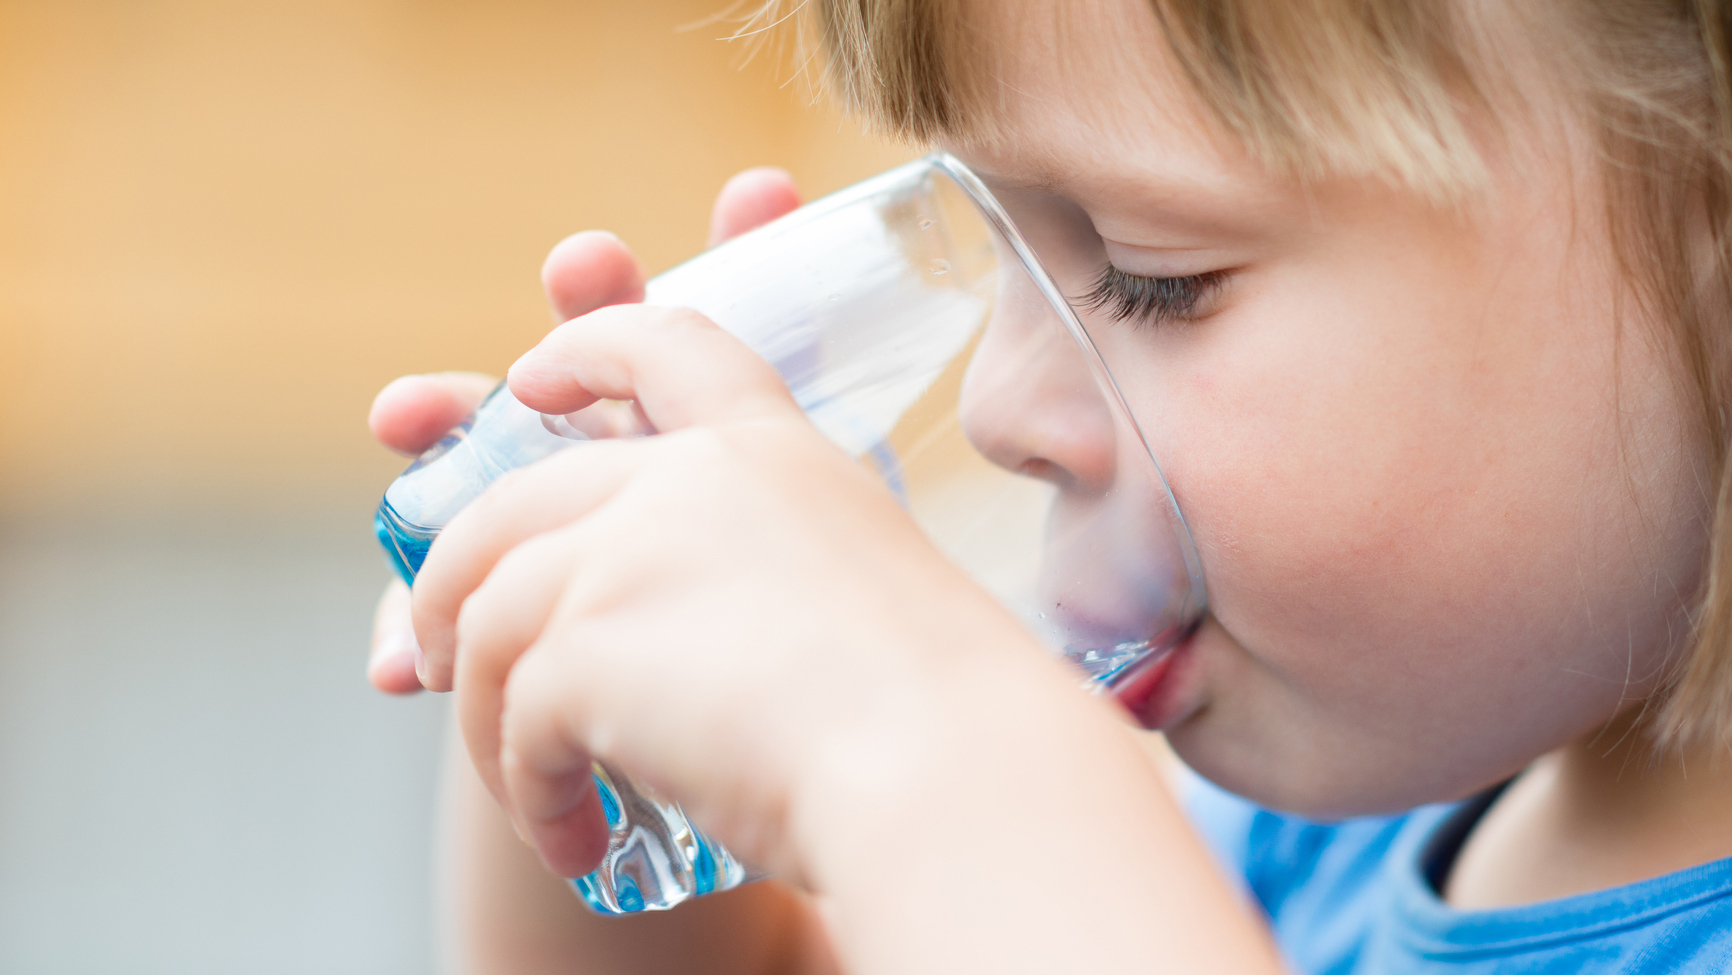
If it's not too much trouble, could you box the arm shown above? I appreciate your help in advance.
[795,668,1279,975]
[405,311,1290,975]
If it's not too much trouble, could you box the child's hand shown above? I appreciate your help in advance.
[409,300,1047,883]
[367,370,499,693]
[365,168,805,695]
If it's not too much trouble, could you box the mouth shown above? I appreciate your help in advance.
[1072,622,1199,730]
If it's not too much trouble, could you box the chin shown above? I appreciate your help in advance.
[1166,710,1524,821]
[1149,621,1471,819]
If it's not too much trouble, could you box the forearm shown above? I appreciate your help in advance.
[435,731,834,975]
[796,654,1286,975]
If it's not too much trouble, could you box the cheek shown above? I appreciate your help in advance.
[1177,352,1502,681]
[1112,245,1704,810]
[1181,339,1544,643]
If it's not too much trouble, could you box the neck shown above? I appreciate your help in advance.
[1444,712,1732,910]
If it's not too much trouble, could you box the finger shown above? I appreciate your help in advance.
[369,372,499,456]
[542,231,647,324]
[498,646,613,878]
[507,305,799,430]
[410,438,646,690]
[368,580,425,695]
[449,521,587,791]
[708,168,802,246]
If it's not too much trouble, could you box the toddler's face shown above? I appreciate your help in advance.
[956,0,1710,814]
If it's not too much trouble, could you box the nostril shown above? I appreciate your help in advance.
[1018,458,1076,490]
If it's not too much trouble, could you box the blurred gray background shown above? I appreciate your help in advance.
[0,514,445,974]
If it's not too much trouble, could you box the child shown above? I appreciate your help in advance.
[367,0,1732,971]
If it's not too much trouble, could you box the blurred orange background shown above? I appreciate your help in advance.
[0,0,912,511]
[0,5,910,971]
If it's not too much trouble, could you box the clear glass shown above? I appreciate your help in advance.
[374,153,1206,914]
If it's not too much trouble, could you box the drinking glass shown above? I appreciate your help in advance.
[374,153,1207,914]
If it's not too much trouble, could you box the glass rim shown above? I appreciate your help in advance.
[922,151,1209,623]
[581,151,1210,635]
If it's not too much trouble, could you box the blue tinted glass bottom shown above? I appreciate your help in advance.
[373,495,750,915]
[569,763,750,915]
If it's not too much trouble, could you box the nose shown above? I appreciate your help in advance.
[959,279,1118,493]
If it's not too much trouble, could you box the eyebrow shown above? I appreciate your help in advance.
[963,147,1257,201]
[971,157,1273,233]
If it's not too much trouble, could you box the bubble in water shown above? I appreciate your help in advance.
[918,218,936,230]
[927,258,951,275]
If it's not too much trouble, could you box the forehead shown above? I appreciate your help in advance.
[943,0,1285,220]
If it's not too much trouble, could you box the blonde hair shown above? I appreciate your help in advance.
[741,0,1732,749]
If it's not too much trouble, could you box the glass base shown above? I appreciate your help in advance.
[571,763,750,914]
[375,496,750,916]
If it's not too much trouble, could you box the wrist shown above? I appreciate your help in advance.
[782,648,1284,975]
[786,634,1102,896]
[772,596,1291,975]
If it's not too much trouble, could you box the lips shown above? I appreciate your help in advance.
[1109,626,1199,730]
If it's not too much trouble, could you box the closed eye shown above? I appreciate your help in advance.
[1078,264,1226,326]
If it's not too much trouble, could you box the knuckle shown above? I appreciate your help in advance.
[452,592,495,657]
[501,646,569,726]
[548,312,590,339]
[653,428,740,482]
[500,653,540,711]
[666,425,730,461]
[461,467,529,525]
[649,305,719,333]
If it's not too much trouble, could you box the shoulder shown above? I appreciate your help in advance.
[1180,770,1457,974]
[1181,770,1732,975]
[1182,770,1436,920]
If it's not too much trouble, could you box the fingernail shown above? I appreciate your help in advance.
[414,644,428,686]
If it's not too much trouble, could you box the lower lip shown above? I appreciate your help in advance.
[1108,629,1198,730]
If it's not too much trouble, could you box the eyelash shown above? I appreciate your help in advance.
[1079,264,1226,326]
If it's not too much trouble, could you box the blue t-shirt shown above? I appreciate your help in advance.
[1185,776,1732,974]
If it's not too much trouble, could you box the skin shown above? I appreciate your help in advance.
[366,1,1732,970]
[946,3,1713,818]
